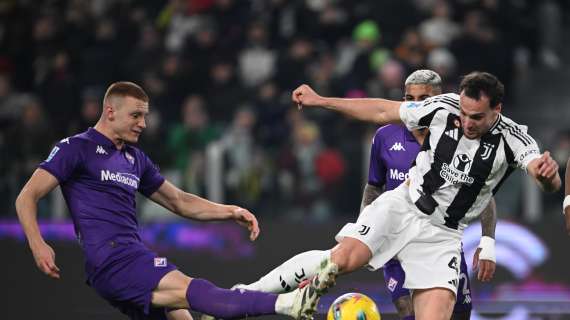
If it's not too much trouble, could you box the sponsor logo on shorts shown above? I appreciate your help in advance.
[154,257,167,267]
[387,277,398,292]
[448,279,458,288]
[358,225,370,235]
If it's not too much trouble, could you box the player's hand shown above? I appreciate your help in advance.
[291,84,324,110]
[535,151,559,182]
[472,248,495,282]
[30,241,60,279]
[230,206,260,241]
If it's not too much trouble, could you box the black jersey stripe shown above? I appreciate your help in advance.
[435,99,460,110]
[418,107,445,127]
[439,96,460,108]
[489,114,502,132]
[496,122,533,146]
[510,124,533,145]
[423,95,459,109]
[445,133,503,229]
[415,113,462,215]
[492,136,516,194]
[498,120,533,145]
[497,122,530,146]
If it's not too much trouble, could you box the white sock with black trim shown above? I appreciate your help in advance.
[240,250,331,293]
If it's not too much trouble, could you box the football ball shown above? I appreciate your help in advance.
[327,292,381,320]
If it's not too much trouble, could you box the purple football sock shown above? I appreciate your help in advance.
[186,278,277,319]
[403,316,415,320]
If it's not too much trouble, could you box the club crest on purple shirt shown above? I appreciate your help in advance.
[154,257,167,267]
[125,152,135,164]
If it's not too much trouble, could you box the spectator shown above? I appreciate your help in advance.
[167,95,222,194]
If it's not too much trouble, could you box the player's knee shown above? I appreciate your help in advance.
[166,308,193,320]
[331,238,371,273]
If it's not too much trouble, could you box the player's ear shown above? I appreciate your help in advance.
[493,103,502,113]
[104,104,115,120]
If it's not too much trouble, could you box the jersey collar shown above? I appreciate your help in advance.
[86,127,117,147]
[404,127,422,142]
[487,114,502,136]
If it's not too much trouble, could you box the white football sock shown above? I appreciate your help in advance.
[241,250,331,293]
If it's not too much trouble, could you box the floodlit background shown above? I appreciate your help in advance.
[1,0,569,319]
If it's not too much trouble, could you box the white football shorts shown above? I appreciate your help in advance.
[335,183,463,295]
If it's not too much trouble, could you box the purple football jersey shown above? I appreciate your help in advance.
[39,128,165,268]
[368,124,420,191]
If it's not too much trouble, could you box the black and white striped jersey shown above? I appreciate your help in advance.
[399,93,541,231]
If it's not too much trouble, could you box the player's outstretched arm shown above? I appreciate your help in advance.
[473,198,497,282]
[292,84,403,124]
[15,168,61,279]
[150,180,259,240]
[562,159,570,236]
[527,151,561,193]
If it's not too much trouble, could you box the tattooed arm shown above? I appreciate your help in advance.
[473,198,497,282]
[360,183,385,212]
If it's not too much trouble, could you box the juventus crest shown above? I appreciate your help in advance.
[480,142,495,160]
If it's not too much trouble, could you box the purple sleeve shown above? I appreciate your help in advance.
[38,138,82,183]
[368,129,387,187]
[138,152,165,197]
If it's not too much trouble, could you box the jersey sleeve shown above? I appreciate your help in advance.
[368,128,387,187]
[504,124,541,171]
[138,152,166,197]
[399,93,460,131]
[38,137,82,184]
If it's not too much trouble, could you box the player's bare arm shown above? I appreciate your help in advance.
[527,151,561,192]
[292,84,403,124]
[150,180,259,240]
[562,159,570,235]
[472,198,497,282]
[15,168,61,279]
[360,184,384,212]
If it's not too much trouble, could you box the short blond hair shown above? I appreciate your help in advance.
[103,81,149,106]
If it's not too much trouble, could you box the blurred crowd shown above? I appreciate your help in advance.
[0,0,568,221]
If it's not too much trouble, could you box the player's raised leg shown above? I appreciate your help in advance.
[238,250,331,293]
[152,270,321,319]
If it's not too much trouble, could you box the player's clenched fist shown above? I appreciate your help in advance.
[292,84,324,109]
[536,151,558,181]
